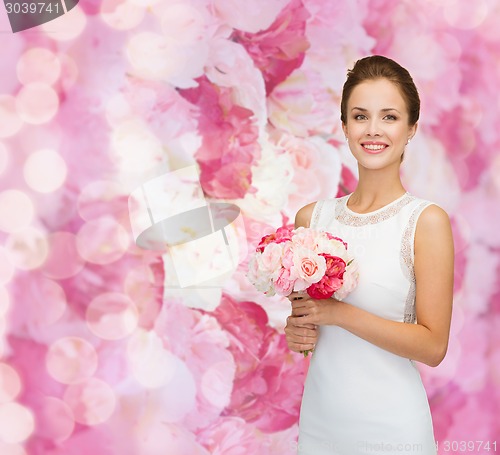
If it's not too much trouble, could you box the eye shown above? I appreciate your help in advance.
[354,114,367,120]
[384,114,397,121]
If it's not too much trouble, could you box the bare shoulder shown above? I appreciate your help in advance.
[414,203,454,256]
[295,202,317,229]
[415,204,452,235]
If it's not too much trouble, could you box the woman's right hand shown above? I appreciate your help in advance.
[284,314,318,354]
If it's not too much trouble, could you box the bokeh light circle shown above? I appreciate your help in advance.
[42,6,87,41]
[0,95,22,138]
[0,143,9,175]
[5,227,49,270]
[0,248,15,286]
[0,190,34,234]
[0,402,35,443]
[77,180,125,221]
[100,0,145,30]
[0,364,22,403]
[15,83,59,125]
[124,265,161,322]
[46,337,98,384]
[17,48,61,85]
[33,278,67,326]
[23,149,67,193]
[36,397,74,442]
[63,378,116,426]
[41,232,85,279]
[86,292,138,340]
[76,217,130,265]
[442,0,490,29]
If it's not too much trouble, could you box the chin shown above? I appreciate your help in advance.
[356,157,402,171]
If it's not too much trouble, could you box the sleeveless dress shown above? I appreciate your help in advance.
[297,191,438,455]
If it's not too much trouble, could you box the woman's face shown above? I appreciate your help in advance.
[342,78,417,170]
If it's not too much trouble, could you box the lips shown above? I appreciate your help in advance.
[361,142,388,154]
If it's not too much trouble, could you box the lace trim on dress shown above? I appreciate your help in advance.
[400,201,433,323]
[335,193,416,226]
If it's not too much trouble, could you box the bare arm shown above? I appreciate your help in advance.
[291,204,454,366]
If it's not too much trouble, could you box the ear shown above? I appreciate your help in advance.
[408,122,418,141]
[342,122,348,139]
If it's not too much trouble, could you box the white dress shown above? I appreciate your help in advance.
[297,192,438,455]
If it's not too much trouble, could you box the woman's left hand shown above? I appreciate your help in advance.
[291,296,341,326]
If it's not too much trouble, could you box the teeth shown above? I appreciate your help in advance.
[364,144,386,150]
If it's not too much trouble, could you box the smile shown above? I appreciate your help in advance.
[361,143,388,154]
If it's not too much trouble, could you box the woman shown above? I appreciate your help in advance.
[285,56,454,454]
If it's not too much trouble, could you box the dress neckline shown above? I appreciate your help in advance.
[344,191,410,216]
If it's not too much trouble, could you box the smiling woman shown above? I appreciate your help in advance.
[285,56,454,455]
[345,79,416,167]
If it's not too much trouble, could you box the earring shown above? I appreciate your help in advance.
[406,138,411,145]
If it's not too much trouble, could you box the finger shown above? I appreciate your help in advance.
[284,329,317,342]
[286,315,312,326]
[285,329,317,342]
[291,300,309,311]
[292,315,313,326]
[291,307,310,317]
[287,342,316,353]
[301,323,317,329]
[289,293,307,302]
[288,318,317,329]
[288,316,316,329]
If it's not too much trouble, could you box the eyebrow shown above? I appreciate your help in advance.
[351,107,401,113]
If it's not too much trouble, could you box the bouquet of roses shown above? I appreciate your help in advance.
[247,226,358,300]
[247,226,359,355]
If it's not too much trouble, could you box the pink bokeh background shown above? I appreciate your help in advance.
[0,0,499,454]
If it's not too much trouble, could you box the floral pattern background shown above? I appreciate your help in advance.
[0,0,499,454]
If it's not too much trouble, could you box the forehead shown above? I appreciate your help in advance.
[348,78,407,110]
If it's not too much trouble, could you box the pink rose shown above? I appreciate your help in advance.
[325,232,348,250]
[292,247,326,291]
[247,242,285,295]
[291,226,319,251]
[281,242,294,269]
[259,242,284,276]
[274,268,295,296]
[308,255,345,298]
[324,255,346,278]
[256,226,293,252]
[307,276,337,299]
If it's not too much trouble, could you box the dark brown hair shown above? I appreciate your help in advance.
[340,55,420,126]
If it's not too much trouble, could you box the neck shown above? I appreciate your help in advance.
[351,163,406,202]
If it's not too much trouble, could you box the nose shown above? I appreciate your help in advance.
[366,118,381,137]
